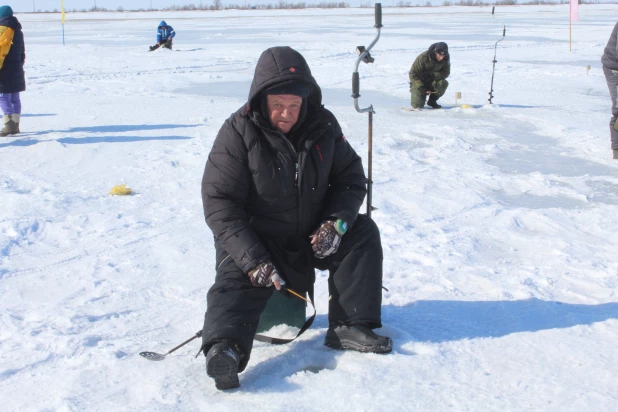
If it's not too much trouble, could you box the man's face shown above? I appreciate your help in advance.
[436,52,445,62]
[266,94,303,134]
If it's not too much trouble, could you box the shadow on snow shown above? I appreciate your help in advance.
[382,298,618,344]
[0,135,192,148]
[34,123,200,135]
[239,298,618,392]
[56,135,193,145]
[0,123,199,148]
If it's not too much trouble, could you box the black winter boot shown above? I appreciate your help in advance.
[0,114,19,137]
[324,322,392,354]
[426,95,441,109]
[206,342,241,390]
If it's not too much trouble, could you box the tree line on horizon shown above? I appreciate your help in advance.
[29,0,614,13]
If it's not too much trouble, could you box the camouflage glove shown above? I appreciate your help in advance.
[248,260,284,288]
[311,219,348,259]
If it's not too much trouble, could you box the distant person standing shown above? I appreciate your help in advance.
[0,5,25,137]
[149,21,175,51]
[602,21,618,160]
[408,42,450,110]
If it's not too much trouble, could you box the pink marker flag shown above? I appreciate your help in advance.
[570,0,579,22]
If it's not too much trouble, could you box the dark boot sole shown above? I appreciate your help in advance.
[324,335,393,354]
[206,351,240,390]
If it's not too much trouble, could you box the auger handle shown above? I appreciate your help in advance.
[375,3,382,28]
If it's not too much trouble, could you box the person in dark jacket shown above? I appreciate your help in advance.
[602,21,618,159]
[409,42,450,109]
[0,5,25,136]
[200,46,392,390]
[149,20,175,51]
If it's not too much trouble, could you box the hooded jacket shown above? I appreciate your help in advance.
[0,15,25,93]
[601,21,618,70]
[156,21,175,43]
[201,46,366,273]
[409,42,450,84]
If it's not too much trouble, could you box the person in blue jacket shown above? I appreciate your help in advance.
[149,21,175,51]
[0,5,25,137]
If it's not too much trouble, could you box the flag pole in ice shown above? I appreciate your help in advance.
[569,0,579,51]
[61,0,65,45]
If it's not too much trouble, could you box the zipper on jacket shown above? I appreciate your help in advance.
[217,254,231,270]
[295,124,329,236]
[310,149,321,189]
[277,160,287,196]
[257,116,328,236]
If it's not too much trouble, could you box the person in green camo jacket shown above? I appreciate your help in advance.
[409,42,450,110]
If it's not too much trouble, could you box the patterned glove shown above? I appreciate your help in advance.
[311,219,348,259]
[248,260,284,288]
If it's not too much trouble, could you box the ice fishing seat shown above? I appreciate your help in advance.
[256,289,306,333]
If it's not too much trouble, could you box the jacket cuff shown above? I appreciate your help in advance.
[238,242,270,273]
[326,210,358,230]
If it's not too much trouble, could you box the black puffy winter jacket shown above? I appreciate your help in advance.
[201,46,366,273]
[0,16,25,94]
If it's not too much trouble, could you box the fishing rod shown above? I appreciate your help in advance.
[352,3,382,218]
[488,6,506,104]
[139,287,315,361]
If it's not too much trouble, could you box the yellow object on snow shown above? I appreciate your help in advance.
[109,184,132,196]
[0,26,15,70]
[460,104,472,109]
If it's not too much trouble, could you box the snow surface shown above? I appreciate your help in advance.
[2,5,618,411]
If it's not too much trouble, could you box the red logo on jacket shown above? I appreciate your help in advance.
[315,144,323,162]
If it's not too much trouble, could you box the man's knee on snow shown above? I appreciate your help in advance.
[410,85,427,108]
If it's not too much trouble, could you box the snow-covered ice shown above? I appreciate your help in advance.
[1,5,618,411]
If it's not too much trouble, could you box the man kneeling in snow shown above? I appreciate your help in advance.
[409,42,450,109]
[199,46,392,390]
[149,20,175,51]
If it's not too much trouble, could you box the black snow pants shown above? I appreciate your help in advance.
[150,39,173,51]
[603,65,618,150]
[201,214,383,372]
